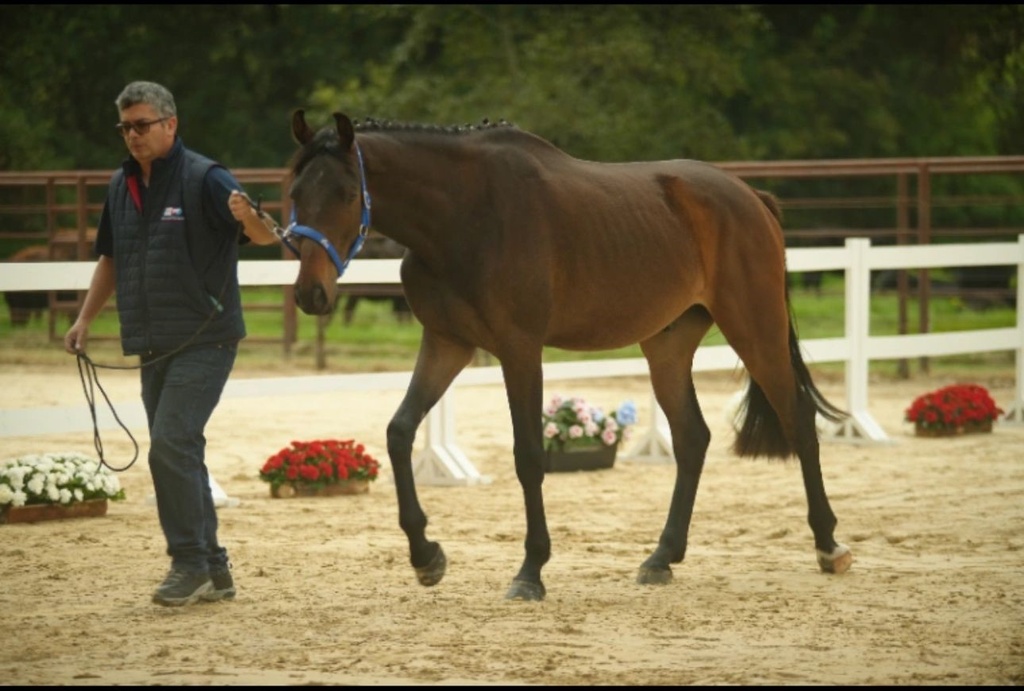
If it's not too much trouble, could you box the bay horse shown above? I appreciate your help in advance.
[284,110,853,600]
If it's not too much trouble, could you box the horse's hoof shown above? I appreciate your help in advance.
[415,544,447,586]
[636,565,673,585]
[505,578,545,601]
[816,543,853,574]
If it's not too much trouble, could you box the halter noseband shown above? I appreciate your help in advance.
[279,142,372,277]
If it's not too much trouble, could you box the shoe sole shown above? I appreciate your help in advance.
[152,581,214,607]
[200,588,236,602]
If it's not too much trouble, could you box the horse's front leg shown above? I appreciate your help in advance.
[499,356,550,601]
[387,330,475,587]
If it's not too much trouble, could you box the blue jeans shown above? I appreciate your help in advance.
[141,343,236,573]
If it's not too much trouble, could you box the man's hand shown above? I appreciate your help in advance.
[229,190,280,246]
[64,322,88,354]
[228,190,259,224]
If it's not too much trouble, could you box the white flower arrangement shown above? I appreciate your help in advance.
[0,452,126,508]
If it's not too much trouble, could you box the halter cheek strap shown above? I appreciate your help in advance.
[280,141,372,277]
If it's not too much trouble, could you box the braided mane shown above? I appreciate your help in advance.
[290,117,521,175]
[353,117,518,135]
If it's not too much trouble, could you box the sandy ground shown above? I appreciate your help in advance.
[0,362,1022,685]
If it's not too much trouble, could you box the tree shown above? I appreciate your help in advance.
[1,5,1022,171]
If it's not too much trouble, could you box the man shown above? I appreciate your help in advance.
[64,81,278,606]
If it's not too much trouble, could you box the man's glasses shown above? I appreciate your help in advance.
[114,117,170,137]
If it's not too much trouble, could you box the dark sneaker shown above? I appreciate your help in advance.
[152,568,213,607]
[202,565,236,602]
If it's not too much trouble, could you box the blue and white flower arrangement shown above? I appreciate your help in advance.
[542,394,638,451]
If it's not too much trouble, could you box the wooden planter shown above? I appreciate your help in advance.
[270,480,370,498]
[914,420,994,438]
[545,445,617,473]
[1,498,108,525]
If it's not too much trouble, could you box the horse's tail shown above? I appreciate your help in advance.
[733,190,847,459]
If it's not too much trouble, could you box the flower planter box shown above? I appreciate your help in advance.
[270,479,369,498]
[545,445,617,473]
[1,498,108,525]
[905,384,1002,437]
[542,395,636,472]
[914,420,993,438]
[261,439,380,497]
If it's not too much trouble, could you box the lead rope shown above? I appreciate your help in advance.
[79,212,252,473]
[82,151,367,471]
[76,351,140,472]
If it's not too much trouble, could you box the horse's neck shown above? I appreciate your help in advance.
[360,135,481,260]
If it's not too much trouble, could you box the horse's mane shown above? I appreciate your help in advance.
[354,117,569,161]
[289,116,560,176]
[353,117,518,135]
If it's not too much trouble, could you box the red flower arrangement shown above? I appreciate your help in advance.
[905,384,1003,436]
[259,439,381,492]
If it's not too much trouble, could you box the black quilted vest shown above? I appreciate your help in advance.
[106,143,245,355]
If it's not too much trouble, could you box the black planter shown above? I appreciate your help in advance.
[544,445,617,473]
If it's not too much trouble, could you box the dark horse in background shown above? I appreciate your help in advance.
[285,110,853,600]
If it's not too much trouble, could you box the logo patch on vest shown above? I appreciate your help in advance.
[161,207,184,221]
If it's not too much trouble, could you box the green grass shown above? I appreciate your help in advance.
[1,274,1017,381]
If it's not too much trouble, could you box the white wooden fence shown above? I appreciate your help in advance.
[1,237,1022,486]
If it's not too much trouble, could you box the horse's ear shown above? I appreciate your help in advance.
[333,112,355,151]
[291,109,315,146]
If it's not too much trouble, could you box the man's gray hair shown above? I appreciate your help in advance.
[115,81,177,117]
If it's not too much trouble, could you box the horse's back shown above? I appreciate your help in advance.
[532,154,785,277]
[538,152,781,236]
[506,156,785,350]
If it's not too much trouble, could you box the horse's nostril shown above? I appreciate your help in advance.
[293,282,333,315]
[294,283,317,316]
[313,285,331,314]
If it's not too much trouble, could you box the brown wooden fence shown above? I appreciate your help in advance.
[3,156,1022,367]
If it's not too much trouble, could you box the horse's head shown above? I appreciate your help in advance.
[287,109,370,315]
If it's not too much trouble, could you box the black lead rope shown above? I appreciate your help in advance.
[75,305,227,474]
[76,350,140,472]
[74,207,253,473]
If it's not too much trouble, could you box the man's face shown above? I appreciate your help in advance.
[117,104,177,165]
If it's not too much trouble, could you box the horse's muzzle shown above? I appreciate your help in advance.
[293,282,334,316]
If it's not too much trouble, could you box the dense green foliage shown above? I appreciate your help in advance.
[1,6,1020,331]
[2,5,1022,171]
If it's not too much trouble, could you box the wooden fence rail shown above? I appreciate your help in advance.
[1,238,1021,486]
[3,155,1024,368]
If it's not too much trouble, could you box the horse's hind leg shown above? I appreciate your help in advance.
[711,284,852,574]
[788,378,853,574]
[636,306,715,585]
[387,328,476,587]
[779,329,851,572]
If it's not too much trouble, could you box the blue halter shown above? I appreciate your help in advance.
[280,142,372,277]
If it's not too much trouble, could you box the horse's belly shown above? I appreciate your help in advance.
[546,303,689,351]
